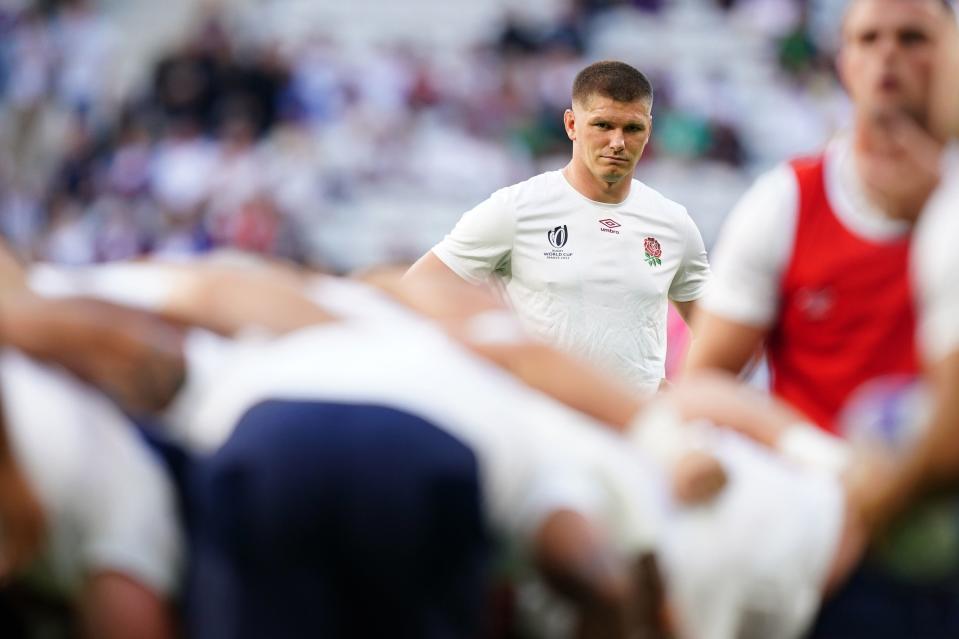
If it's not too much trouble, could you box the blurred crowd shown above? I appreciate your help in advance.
[0,0,849,272]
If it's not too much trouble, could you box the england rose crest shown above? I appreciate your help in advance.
[643,236,662,267]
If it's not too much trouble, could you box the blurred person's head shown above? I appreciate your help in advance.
[839,0,954,128]
[564,61,653,191]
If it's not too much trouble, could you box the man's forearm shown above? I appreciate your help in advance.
[467,339,643,431]
[81,574,176,639]
[685,311,767,375]
[666,371,801,447]
[916,353,959,489]
[533,510,665,638]
[861,351,959,531]
[163,266,334,336]
[1,294,186,413]
[368,268,647,428]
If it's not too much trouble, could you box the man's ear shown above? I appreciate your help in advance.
[564,108,576,141]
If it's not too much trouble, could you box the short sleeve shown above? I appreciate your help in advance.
[29,262,182,311]
[77,395,183,595]
[431,188,516,284]
[913,175,959,364]
[699,166,798,327]
[668,211,711,303]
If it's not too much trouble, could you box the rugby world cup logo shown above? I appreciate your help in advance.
[548,225,568,249]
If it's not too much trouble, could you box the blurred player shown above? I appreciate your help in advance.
[6,260,894,639]
[0,345,182,639]
[850,9,959,541]
[406,60,709,395]
[181,320,880,639]
[687,0,953,434]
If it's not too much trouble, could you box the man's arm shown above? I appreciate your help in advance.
[685,310,766,375]
[857,351,959,533]
[5,260,342,414]
[377,269,807,448]
[533,510,667,639]
[403,250,473,287]
[665,370,811,447]
[467,338,644,430]
[667,210,710,332]
[160,262,335,335]
[0,292,187,414]
[368,268,645,429]
[682,165,796,374]
[908,352,959,484]
[406,187,515,289]
[81,572,176,639]
[28,258,336,337]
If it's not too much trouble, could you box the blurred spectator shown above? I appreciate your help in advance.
[152,34,222,131]
[495,12,542,58]
[38,192,96,264]
[0,0,851,272]
[53,0,118,115]
[151,116,216,219]
[104,110,153,197]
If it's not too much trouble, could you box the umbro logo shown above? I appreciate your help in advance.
[599,218,621,235]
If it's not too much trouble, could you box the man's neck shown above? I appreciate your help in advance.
[849,122,894,219]
[851,115,943,222]
[562,162,633,204]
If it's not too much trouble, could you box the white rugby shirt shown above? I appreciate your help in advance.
[433,170,710,393]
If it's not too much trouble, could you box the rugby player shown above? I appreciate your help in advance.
[687,0,954,435]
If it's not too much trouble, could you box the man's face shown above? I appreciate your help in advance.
[565,94,652,185]
[839,0,946,124]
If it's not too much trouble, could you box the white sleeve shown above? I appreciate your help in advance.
[29,262,182,311]
[913,178,959,363]
[700,165,798,327]
[668,210,711,302]
[77,395,183,595]
[431,188,516,284]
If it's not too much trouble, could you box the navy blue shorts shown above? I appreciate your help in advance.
[810,560,959,638]
[187,400,489,639]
